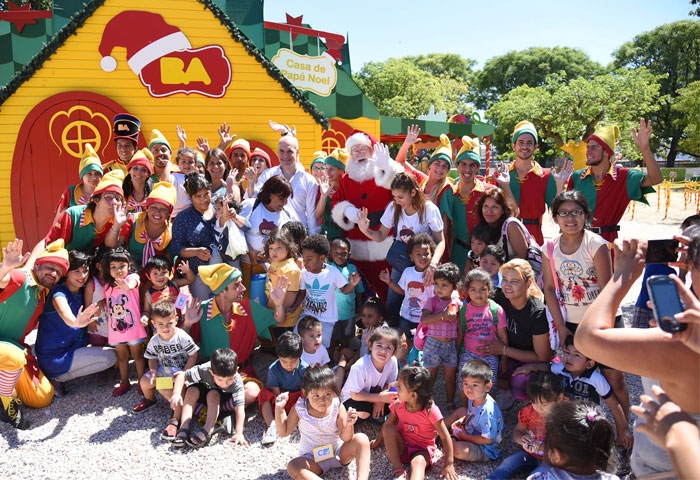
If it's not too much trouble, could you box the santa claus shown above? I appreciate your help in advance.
[331,132,404,299]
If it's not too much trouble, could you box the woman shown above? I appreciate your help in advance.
[244,148,271,199]
[171,173,220,300]
[481,259,551,401]
[316,148,348,241]
[53,143,104,222]
[122,148,154,214]
[475,187,530,263]
[107,181,177,268]
[440,136,495,268]
[204,148,236,202]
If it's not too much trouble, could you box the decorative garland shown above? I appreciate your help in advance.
[1,0,332,131]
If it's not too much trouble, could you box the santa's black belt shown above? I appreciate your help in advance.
[519,218,540,226]
[590,225,621,233]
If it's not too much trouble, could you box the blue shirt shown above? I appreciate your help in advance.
[266,358,308,392]
[330,261,364,321]
[465,394,504,459]
[171,205,220,273]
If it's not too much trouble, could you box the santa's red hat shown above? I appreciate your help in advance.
[345,130,378,154]
[99,11,192,75]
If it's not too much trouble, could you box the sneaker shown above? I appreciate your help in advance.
[161,421,179,441]
[261,423,278,445]
[132,398,157,413]
[0,396,28,430]
[50,378,67,397]
[112,382,131,397]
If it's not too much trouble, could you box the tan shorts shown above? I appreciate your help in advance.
[457,439,490,462]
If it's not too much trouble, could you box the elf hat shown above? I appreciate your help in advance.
[511,121,539,144]
[113,113,141,143]
[311,151,326,168]
[145,181,176,213]
[148,129,171,153]
[195,151,205,166]
[225,138,251,159]
[324,148,349,171]
[79,144,104,178]
[429,134,453,169]
[99,11,192,75]
[198,263,242,295]
[587,125,620,157]
[92,170,125,198]
[250,148,271,168]
[455,136,482,166]
[345,131,378,156]
[35,239,69,276]
[127,148,154,175]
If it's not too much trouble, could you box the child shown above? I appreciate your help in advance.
[214,194,247,267]
[328,237,364,356]
[264,228,302,337]
[373,366,458,480]
[141,255,195,325]
[167,146,201,217]
[489,371,564,479]
[297,234,361,349]
[479,245,506,301]
[171,348,248,448]
[274,366,370,480]
[84,247,109,347]
[527,401,619,480]
[421,263,462,410]
[132,300,199,443]
[338,297,390,371]
[257,332,307,445]
[341,327,400,421]
[465,224,493,272]
[298,315,331,367]
[380,233,437,341]
[446,359,504,463]
[458,268,508,403]
[102,247,147,396]
[279,220,307,261]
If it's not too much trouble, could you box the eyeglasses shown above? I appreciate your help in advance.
[555,209,585,218]
[312,165,326,172]
[102,193,124,203]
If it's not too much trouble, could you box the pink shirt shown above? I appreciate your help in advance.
[103,273,147,345]
[424,294,461,339]
[461,302,506,354]
[390,400,443,451]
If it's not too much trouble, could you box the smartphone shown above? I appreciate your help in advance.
[645,239,679,264]
[646,275,687,333]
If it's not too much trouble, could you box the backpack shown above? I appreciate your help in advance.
[501,217,543,288]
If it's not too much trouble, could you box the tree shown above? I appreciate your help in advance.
[404,53,476,83]
[472,46,605,110]
[613,20,700,166]
[673,80,700,156]
[691,0,700,17]
[353,57,472,118]
[486,69,661,165]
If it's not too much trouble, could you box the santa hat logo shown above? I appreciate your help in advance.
[99,11,192,74]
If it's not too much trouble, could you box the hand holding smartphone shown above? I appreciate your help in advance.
[646,275,687,333]
[645,239,680,264]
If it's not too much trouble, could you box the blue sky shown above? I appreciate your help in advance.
[264,0,695,72]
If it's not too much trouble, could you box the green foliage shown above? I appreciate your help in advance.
[673,80,700,155]
[353,56,473,118]
[691,0,700,17]
[613,20,700,165]
[472,46,605,110]
[403,53,476,82]
[486,69,661,164]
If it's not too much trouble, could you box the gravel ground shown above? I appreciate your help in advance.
[0,193,686,480]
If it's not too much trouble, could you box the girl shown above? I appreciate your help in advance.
[264,228,302,337]
[358,172,445,320]
[479,245,506,302]
[160,146,201,217]
[53,143,103,221]
[102,247,148,396]
[527,401,619,480]
[479,260,551,403]
[489,371,565,479]
[374,366,458,480]
[457,268,508,406]
[274,366,370,480]
[122,149,154,213]
[84,247,110,347]
[337,297,391,374]
[420,263,462,410]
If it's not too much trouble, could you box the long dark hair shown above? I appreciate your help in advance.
[122,174,153,201]
[204,148,231,184]
[391,172,427,228]
[475,187,515,233]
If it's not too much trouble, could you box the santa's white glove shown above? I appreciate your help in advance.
[374,143,392,170]
[344,205,360,224]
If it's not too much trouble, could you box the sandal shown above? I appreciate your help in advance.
[161,419,179,441]
[172,427,189,448]
[186,426,212,448]
[132,398,157,414]
[393,468,407,480]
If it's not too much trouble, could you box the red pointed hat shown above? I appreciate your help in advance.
[99,11,192,75]
[345,130,378,153]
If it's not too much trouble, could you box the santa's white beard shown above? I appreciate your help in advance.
[347,157,376,183]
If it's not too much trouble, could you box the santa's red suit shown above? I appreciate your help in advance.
[331,134,403,300]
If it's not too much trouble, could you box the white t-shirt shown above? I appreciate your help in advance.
[398,267,434,323]
[300,266,348,324]
[341,353,398,403]
[170,173,192,218]
[144,328,199,375]
[380,201,443,242]
[240,198,299,253]
[301,344,331,367]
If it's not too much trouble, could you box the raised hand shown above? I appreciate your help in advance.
[112,202,128,229]
[553,159,574,185]
[176,125,187,147]
[356,207,370,232]
[275,391,290,409]
[269,275,290,306]
[404,124,421,146]
[196,136,210,154]
[218,122,234,147]
[632,118,653,152]
[1,239,29,270]
[374,143,391,168]
[183,297,203,328]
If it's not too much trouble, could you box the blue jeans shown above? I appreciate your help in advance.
[386,267,404,326]
[488,451,540,479]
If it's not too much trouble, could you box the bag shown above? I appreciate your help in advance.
[386,239,413,271]
[501,217,543,288]
[543,240,565,351]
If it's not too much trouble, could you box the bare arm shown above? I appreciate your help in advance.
[274,392,300,437]
[633,118,663,188]
[506,221,529,260]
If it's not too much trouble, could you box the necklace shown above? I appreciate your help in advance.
[592,176,605,190]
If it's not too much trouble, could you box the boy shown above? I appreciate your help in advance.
[298,315,331,367]
[133,300,199,443]
[479,245,506,302]
[296,234,361,349]
[328,238,364,356]
[171,348,249,448]
[141,255,195,325]
[341,327,400,421]
[445,359,504,463]
[257,332,307,445]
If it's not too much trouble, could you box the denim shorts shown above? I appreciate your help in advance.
[422,337,458,368]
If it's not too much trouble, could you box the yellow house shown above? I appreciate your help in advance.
[0,0,331,248]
